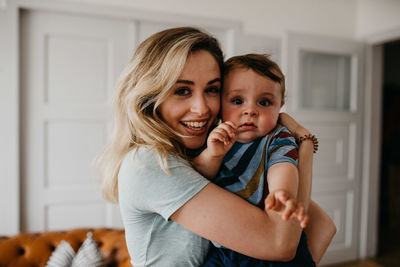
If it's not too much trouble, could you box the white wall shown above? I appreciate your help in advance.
[66,0,400,41]
[68,0,358,39]
[0,2,19,235]
[356,0,400,41]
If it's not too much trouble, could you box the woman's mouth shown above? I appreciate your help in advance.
[180,120,208,135]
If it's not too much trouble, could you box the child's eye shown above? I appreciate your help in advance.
[231,98,243,105]
[259,99,272,106]
[206,86,220,94]
[174,87,190,96]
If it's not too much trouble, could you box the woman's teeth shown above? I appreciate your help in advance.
[181,121,207,129]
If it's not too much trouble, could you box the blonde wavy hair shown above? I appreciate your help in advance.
[96,27,223,203]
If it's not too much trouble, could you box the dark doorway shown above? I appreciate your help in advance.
[378,39,400,265]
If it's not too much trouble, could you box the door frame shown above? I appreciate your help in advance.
[360,28,400,258]
[0,0,241,235]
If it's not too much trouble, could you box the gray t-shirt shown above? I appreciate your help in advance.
[118,147,211,267]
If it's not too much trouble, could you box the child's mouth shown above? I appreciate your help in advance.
[240,122,257,130]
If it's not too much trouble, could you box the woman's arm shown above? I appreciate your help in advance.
[171,183,302,261]
[279,113,337,264]
[305,200,337,265]
[279,113,313,211]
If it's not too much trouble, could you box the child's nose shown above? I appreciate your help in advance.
[243,106,258,117]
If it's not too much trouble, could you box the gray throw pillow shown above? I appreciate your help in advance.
[71,232,104,267]
[45,240,75,267]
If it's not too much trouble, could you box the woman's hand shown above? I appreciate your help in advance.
[265,189,309,229]
[279,113,310,138]
[206,121,237,159]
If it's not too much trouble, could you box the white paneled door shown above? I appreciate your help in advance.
[19,9,238,232]
[285,33,365,265]
[20,10,132,231]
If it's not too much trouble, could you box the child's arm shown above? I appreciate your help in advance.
[192,121,237,179]
[265,162,308,227]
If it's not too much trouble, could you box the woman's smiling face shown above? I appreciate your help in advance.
[158,50,221,149]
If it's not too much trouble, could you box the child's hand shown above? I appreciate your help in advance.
[265,190,309,228]
[207,121,237,158]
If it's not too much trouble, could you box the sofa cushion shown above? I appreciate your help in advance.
[0,228,131,267]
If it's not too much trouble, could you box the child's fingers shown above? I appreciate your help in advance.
[217,122,237,140]
[264,194,276,210]
[296,204,306,220]
[300,214,309,229]
[223,121,238,131]
[282,199,297,221]
[210,128,231,145]
[294,204,307,228]
[275,190,289,204]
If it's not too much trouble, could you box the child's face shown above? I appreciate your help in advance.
[221,68,282,143]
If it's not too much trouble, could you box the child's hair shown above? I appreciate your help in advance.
[224,54,285,105]
[96,27,223,203]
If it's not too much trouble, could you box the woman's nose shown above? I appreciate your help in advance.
[190,95,209,115]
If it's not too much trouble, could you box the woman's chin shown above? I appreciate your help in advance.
[181,136,207,150]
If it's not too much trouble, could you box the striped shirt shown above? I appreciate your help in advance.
[215,124,298,209]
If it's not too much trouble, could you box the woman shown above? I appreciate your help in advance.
[97,27,316,267]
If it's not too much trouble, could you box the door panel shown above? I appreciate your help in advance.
[20,10,132,231]
[285,32,364,265]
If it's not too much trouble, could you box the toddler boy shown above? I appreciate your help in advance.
[194,54,335,266]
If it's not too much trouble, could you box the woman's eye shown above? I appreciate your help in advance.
[206,86,220,94]
[174,87,190,96]
[231,98,243,105]
[259,99,272,106]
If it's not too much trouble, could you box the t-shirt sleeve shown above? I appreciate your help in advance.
[118,148,210,221]
[266,126,298,169]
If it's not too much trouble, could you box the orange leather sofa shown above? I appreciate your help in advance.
[0,228,131,267]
